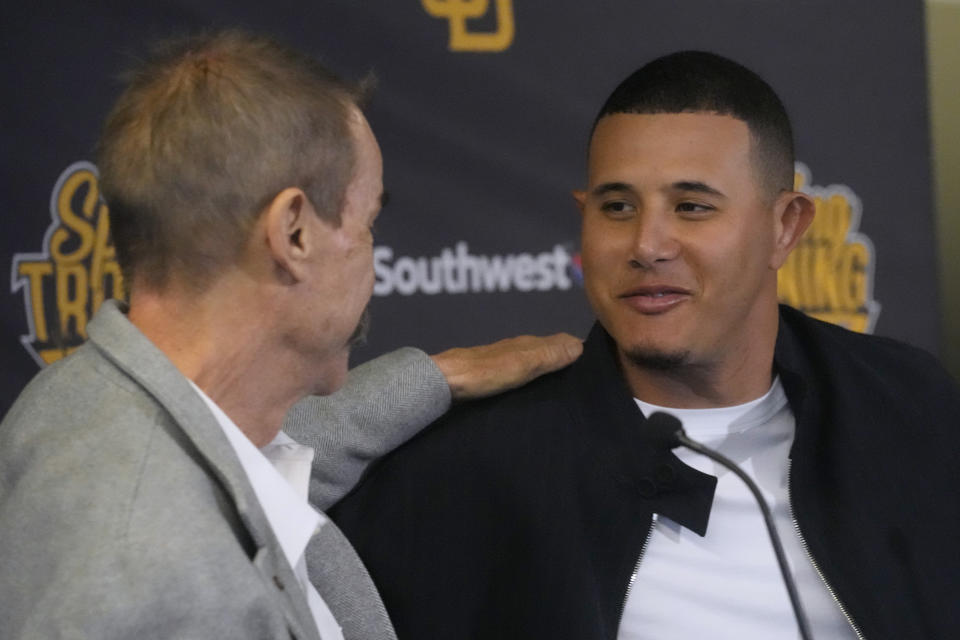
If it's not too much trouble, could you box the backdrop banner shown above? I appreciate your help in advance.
[2,1,936,415]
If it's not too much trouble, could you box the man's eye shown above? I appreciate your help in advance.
[601,201,635,216]
[676,202,714,215]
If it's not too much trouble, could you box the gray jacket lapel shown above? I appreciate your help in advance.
[307,520,397,640]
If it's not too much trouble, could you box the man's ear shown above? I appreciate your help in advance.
[572,189,587,216]
[263,187,314,283]
[770,190,815,270]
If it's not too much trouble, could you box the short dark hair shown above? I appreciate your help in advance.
[97,29,370,292]
[593,50,794,194]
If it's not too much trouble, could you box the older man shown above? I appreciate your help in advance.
[0,31,580,640]
[328,51,960,639]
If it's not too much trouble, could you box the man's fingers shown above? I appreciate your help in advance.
[527,333,584,375]
[431,332,583,401]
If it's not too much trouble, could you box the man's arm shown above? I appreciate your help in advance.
[283,334,581,510]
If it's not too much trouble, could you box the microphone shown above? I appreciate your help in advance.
[645,412,814,640]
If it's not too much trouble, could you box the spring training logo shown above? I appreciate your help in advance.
[777,163,880,333]
[11,162,125,367]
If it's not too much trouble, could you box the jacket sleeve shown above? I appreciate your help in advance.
[283,347,452,511]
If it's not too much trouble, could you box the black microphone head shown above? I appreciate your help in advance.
[644,411,684,450]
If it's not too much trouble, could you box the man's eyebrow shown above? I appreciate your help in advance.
[589,182,635,197]
[670,181,726,198]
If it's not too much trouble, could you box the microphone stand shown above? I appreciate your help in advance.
[676,430,814,640]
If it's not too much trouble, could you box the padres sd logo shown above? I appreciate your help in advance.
[777,163,879,333]
[421,0,515,52]
[11,161,124,366]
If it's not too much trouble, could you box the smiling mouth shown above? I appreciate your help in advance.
[619,287,690,314]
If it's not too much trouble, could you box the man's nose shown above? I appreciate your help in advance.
[628,213,680,269]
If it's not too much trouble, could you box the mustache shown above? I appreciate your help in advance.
[348,306,371,347]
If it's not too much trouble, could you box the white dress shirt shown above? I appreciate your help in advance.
[190,382,344,640]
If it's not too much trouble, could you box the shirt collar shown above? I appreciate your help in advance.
[634,376,788,439]
[188,381,325,571]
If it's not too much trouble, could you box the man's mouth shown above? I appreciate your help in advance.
[618,286,691,314]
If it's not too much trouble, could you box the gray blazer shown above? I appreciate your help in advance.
[0,301,449,639]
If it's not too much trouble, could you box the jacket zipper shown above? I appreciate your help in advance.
[787,463,865,640]
[616,514,657,633]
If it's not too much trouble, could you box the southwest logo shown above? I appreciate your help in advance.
[374,242,574,296]
[567,249,584,286]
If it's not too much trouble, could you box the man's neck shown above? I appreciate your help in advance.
[128,282,307,447]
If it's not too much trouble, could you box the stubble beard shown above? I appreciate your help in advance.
[622,345,690,372]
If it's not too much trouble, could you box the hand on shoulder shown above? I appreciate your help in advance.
[431,333,583,401]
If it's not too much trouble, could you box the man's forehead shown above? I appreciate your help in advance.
[586,112,754,180]
[590,111,750,147]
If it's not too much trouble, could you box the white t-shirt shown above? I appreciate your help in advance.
[191,382,344,640]
[617,378,859,639]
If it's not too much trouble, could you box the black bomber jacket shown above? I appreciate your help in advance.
[332,306,960,640]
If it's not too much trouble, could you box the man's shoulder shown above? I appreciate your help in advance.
[4,341,147,423]
[455,361,572,417]
[418,362,575,448]
[344,327,629,491]
[782,305,947,370]
[339,362,579,494]
[779,305,958,399]
[0,340,245,557]
[0,347,284,638]
[0,343,233,542]
[1,342,164,477]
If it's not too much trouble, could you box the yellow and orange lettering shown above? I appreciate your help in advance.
[51,170,98,264]
[37,346,79,365]
[56,264,89,339]
[815,194,852,247]
[17,261,53,342]
[839,243,869,312]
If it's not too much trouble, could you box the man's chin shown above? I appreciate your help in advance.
[622,345,690,372]
[305,308,369,397]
